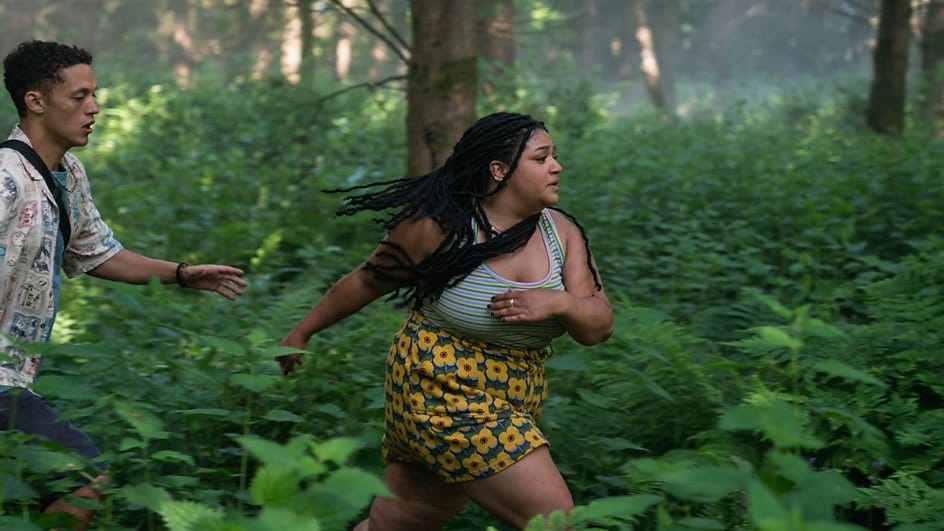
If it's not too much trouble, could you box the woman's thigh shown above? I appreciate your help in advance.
[458,445,573,529]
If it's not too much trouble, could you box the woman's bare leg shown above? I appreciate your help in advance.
[459,446,573,529]
[353,462,468,531]
[354,447,571,530]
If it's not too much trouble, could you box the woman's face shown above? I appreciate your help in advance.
[492,128,562,211]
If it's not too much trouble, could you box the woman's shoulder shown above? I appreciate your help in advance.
[544,208,580,238]
[387,213,450,263]
[397,213,449,237]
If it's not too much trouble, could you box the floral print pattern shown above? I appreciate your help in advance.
[381,310,551,482]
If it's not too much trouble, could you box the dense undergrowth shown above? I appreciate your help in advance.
[1,77,942,530]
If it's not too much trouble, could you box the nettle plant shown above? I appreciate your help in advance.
[121,434,386,531]
[532,252,944,530]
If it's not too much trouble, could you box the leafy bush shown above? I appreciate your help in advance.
[2,77,942,529]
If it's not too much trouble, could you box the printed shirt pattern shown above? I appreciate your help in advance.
[0,126,122,387]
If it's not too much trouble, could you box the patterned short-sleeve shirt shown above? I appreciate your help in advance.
[0,126,122,388]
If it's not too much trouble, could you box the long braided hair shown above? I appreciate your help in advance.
[327,112,602,307]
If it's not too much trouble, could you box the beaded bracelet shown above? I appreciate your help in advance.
[176,262,192,288]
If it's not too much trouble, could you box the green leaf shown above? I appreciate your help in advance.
[593,436,648,452]
[802,522,867,531]
[798,317,846,339]
[545,351,593,371]
[635,369,675,401]
[312,403,348,418]
[14,443,91,474]
[119,437,145,451]
[119,483,171,511]
[0,516,42,531]
[892,524,944,531]
[258,344,312,358]
[153,475,200,488]
[173,408,234,417]
[746,479,789,529]
[239,436,304,468]
[253,507,321,531]
[767,451,813,485]
[720,398,823,450]
[159,500,223,531]
[814,407,886,442]
[749,290,794,321]
[674,517,727,529]
[150,450,195,465]
[754,326,803,351]
[31,375,98,401]
[230,373,277,393]
[112,400,169,440]
[250,466,300,507]
[312,437,361,464]
[312,467,389,509]
[576,389,614,408]
[262,409,305,423]
[812,359,886,387]
[570,494,663,522]
[0,474,37,502]
[654,465,747,503]
[199,335,247,356]
[788,469,860,517]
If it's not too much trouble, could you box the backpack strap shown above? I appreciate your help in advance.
[1,139,72,245]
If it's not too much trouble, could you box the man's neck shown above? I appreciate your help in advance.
[17,121,67,171]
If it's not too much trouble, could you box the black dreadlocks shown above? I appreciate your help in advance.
[326,112,602,308]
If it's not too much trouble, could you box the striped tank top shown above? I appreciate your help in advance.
[421,209,567,348]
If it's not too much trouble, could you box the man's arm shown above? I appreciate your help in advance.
[87,249,246,300]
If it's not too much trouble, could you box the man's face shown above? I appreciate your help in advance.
[37,63,99,152]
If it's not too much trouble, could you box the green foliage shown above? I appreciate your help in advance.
[3,78,943,530]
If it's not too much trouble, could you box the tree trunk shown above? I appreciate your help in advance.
[866,0,913,136]
[479,0,515,66]
[579,0,600,79]
[368,0,392,78]
[281,0,302,83]
[407,0,478,176]
[616,3,635,97]
[922,0,944,131]
[299,0,315,82]
[630,0,668,112]
[478,0,515,97]
[243,0,283,80]
[650,0,679,111]
[335,0,355,81]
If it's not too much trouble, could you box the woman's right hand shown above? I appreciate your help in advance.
[277,335,306,375]
[276,352,304,375]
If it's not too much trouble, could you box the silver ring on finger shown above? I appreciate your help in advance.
[511,298,516,307]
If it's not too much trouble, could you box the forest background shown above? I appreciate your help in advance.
[0,1,942,530]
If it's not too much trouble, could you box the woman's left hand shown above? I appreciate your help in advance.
[490,288,563,323]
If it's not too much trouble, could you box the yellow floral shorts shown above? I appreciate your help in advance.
[381,310,551,482]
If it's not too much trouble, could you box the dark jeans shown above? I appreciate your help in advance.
[0,388,106,508]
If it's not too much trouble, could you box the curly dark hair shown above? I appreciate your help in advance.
[327,111,602,307]
[3,40,93,117]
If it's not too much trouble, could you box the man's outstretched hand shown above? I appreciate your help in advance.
[181,264,247,300]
